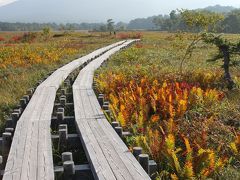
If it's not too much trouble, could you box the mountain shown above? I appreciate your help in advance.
[0,2,238,28]
[0,0,118,23]
[0,0,80,23]
[200,5,236,13]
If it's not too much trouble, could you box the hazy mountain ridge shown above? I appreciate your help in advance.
[198,5,236,13]
[0,2,238,23]
[0,4,239,31]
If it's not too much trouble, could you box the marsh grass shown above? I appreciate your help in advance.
[0,31,117,128]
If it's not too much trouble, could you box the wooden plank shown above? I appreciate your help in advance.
[37,121,54,180]
[73,40,150,180]
[75,118,116,180]
[3,41,127,180]
[89,120,133,180]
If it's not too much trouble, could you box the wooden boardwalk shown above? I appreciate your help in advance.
[3,41,127,180]
[73,40,150,180]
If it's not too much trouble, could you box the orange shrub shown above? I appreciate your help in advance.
[96,74,224,130]
[96,72,229,179]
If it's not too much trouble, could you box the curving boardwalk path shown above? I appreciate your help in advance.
[3,41,125,180]
[73,40,150,180]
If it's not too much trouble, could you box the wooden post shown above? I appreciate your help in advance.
[13,108,21,114]
[62,152,73,162]
[20,98,27,109]
[115,127,123,137]
[6,118,14,128]
[60,97,67,106]
[11,112,19,125]
[111,121,119,128]
[23,95,30,103]
[61,88,66,95]
[63,161,75,180]
[59,124,68,134]
[59,129,68,152]
[64,80,70,87]
[27,88,34,96]
[2,132,12,164]
[103,101,109,110]
[105,110,111,118]
[57,111,64,121]
[98,94,104,107]
[138,154,149,174]
[69,76,75,84]
[0,156,2,164]
[149,160,157,179]
[103,101,109,106]
[37,80,42,86]
[60,95,66,100]
[16,105,23,113]
[133,147,143,159]
[5,128,14,134]
[57,107,65,113]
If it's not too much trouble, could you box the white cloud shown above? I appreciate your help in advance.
[0,0,17,7]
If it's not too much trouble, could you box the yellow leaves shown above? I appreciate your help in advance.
[137,86,143,97]
[120,104,125,112]
[97,74,225,132]
[138,109,144,128]
[165,134,175,151]
[183,162,194,179]
[171,152,181,175]
[166,118,175,134]
[135,135,149,152]
[183,136,193,162]
[162,81,167,88]
[0,40,79,69]
[178,99,187,116]
[170,174,179,180]
[96,74,228,179]
[109,93,119,108]
[117,112,126,127]
[230,134,240,154]
[215,157,228,170]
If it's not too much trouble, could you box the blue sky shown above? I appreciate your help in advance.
[0,0,239,22]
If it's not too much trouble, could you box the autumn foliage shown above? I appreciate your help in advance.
[96,72,236,179]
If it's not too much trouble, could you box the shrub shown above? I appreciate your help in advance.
[10,32,38,43]
[116,32,143,39]
[0,36,5,41]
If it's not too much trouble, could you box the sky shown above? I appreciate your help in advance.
[0,0,17,7]
[0,0,240,23]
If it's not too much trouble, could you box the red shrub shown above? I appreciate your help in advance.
[10,32,38,43]
[11,35,22,42]
[0,36,5,41]
[116,32,143,39]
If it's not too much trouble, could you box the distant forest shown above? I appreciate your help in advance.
[0,5,240,33]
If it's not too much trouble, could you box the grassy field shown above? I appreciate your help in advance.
[0,31,239,179]
[96,32,240,179]
[0,31,118,131]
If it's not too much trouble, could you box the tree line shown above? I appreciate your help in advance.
[0,8,240,33]
[152,9,240,33]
